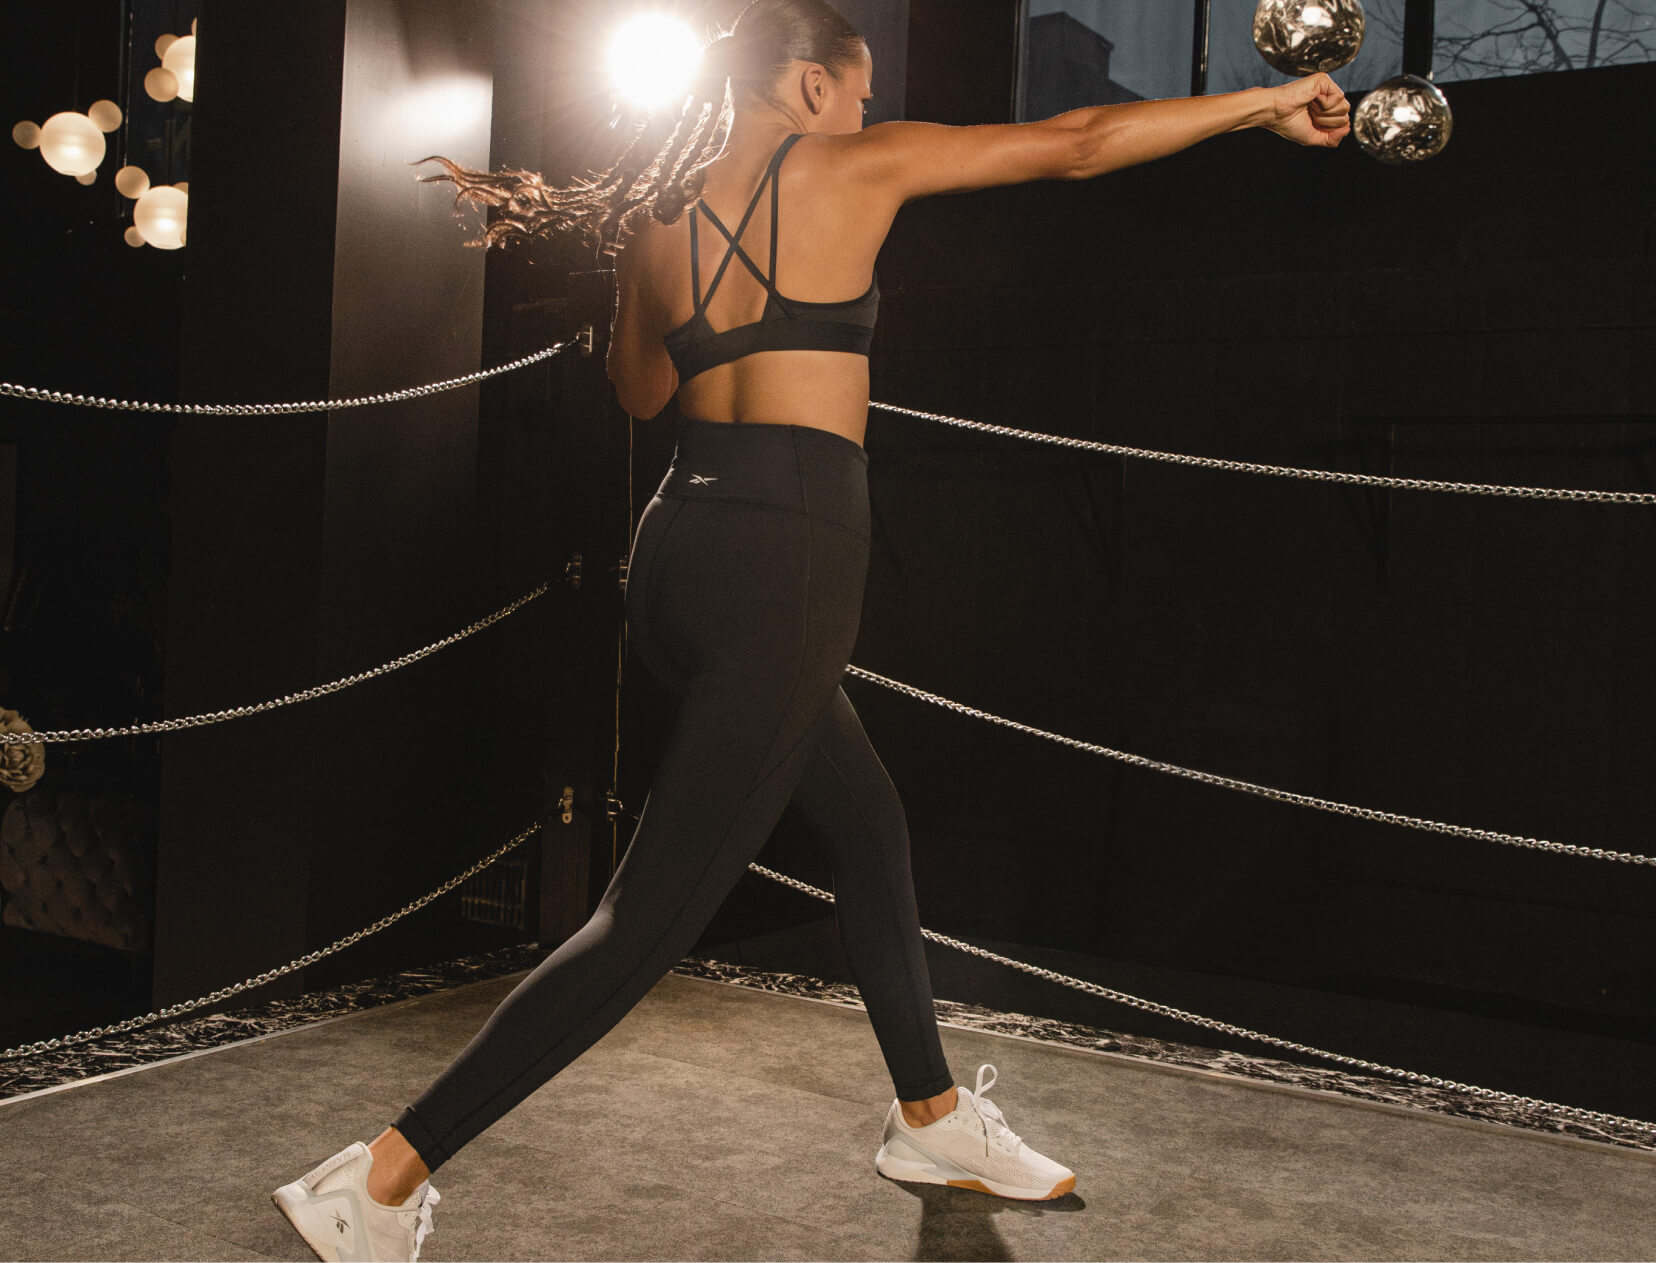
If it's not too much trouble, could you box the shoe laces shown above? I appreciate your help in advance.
[969,1063,1024,1152]
[410,1184,440,1259]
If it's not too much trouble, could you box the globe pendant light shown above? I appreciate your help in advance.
[1253,0,1366,75]
[133,184,189,250]
[161,36,197,103]
[36,110,105,176]
[1352,73,1453,164]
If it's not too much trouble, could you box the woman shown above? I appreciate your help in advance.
[273,3,1350,1258]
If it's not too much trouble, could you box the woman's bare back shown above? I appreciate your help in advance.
[606,66,1341,435]
[627,128,899,446]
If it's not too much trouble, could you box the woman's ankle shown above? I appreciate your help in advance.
[366,1126,430,1206]
[900,1084,958,1127]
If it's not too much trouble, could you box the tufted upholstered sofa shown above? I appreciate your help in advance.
[0,786,156,954]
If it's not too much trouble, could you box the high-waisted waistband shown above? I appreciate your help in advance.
[656,416,869,537]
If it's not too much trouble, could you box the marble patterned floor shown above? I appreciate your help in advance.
[3,941,1653,1156]
[0,942,549,1100]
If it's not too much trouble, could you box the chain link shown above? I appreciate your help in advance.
[3,578,555,745]
[0,817,545,1061]
[746,860,1656,1141]
[870,401,1656,505]
[0,340,577,416]
[843,666,1654,866]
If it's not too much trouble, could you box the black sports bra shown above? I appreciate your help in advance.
[663,132,880,383]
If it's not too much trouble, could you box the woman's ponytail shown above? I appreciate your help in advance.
[414,0,864,254]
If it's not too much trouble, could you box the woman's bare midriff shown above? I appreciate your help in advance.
[675,350,871,448]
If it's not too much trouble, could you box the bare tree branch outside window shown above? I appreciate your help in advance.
[1434,0,1656,81]
[1048,0,1653,106]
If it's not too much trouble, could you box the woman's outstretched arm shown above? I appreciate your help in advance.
[843,72,1350,205]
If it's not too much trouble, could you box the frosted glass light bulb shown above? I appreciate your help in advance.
[134,184,188,249]
[12,120,41,149]
[162,36,197,103]
[124,225,146,247]
[144,67,179,102]
[88,100,122,132]
[38,111,105,176]
[156,33,177,58]
[114,165,150,198]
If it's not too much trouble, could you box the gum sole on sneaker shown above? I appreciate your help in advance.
[939,1172,1076,1200]
[875,1140,1076,1201]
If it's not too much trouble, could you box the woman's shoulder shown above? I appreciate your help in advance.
[771,129,889,210]
[777,125,936,213]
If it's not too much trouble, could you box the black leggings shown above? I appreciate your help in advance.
[392,417,955,1173]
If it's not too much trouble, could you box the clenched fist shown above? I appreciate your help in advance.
[1263,71,1351,147]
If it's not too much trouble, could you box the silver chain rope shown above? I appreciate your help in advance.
[4,354,1645,1139]
[1,347,1639,499]
[7,807,1645,1141]
[0,339,578,416]
[843,666,1654,867]
[870,401,1656,505]
[2,578,557,745]
[746,860,1656,1141]
[0,817,544,1061]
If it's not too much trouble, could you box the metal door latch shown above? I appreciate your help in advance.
[560,785,575,825]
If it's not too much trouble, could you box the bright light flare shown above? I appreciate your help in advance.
[605,13,702,114]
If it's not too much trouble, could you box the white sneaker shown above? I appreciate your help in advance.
[272,1141,441,1262]
[875,1063,1076,1201]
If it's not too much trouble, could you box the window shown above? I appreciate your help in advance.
[1018,1,1195,117]
[1433,0,1656,82]
[1015,0,1655,121]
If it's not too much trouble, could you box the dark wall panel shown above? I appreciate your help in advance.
[905,0,1020,124]
[155,0,499,1005]
[155,0,347,1007]
[306,0,496,966]
[855,60,1656,1051]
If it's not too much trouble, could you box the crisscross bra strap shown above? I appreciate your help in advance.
[690,132,805,312]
